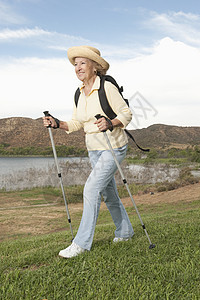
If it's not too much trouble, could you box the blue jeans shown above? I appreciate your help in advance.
[73,144,134,250]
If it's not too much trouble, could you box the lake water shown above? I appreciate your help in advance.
[0,157,89,175]
[0,157,184,191]
[0,157,90,190]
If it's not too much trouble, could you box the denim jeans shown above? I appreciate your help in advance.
[73,144,134,250]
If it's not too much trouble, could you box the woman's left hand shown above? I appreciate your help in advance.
[94,117,112,132]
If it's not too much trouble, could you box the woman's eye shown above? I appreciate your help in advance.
[75,61,86,67]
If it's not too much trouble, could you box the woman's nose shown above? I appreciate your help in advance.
[76,65,81,72]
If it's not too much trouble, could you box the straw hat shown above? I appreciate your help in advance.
[67,45,109,71]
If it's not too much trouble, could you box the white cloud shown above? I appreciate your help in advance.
[108,38,200,128]
[0,1,26,25]
[0,27,91,57]
[0,27,51,40]
[173,11,200,21]
[0,27,89,42]
[0,57,79,120]
[147,11,200,47]
[0,38,200,128]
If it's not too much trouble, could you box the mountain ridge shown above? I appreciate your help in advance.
[0,117,200,150]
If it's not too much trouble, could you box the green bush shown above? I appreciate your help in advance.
[0,145,87,157]
[155,167,199,193]
[157,185,167,192]
[191,146,200,163]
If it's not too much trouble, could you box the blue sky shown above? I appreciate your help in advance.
[0,0,200,128]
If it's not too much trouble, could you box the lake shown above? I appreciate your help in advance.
[0,157,182,191]
[0,157,90,190]
[0,157,89,175]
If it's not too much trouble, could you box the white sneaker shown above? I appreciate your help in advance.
[113,237,131,243]
[59,242,85,258]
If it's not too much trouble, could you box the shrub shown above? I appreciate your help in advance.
[157,185,167,192]
[191,146,200,163]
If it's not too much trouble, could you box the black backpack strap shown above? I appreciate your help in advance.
[103,75,122,94]
[74,88,81,107]
[98,75,149,152]
[102,75,129,106]
[125,129,150,152]
[98,76,117,120]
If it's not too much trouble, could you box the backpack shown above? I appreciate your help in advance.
[74,75,149,152]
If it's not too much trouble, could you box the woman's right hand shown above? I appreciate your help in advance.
[42,116,57,128]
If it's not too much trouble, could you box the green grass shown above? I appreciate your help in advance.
[0,186,84,205]
[126,157,190,166]
[0,184,151,205]
[1,200,200,299]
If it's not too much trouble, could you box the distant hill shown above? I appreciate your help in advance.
[129,124,200,150]
[0,117,200,151]
[0,117,85,149]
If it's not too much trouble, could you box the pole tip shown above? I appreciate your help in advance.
[149,244,156,249]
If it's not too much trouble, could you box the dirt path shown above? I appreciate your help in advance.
[69,182,200,212]
[0,183,200,241]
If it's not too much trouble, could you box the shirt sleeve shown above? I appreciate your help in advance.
[66,103,84,133]
[104,81,132,128]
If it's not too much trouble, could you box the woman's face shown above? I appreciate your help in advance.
[74,57,95,82]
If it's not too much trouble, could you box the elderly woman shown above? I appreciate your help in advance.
[43,46,134,258]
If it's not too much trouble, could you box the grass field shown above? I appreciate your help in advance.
[0,184,200,299]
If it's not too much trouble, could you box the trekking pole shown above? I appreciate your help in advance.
[95,114,155,249]
[43,111,74,241]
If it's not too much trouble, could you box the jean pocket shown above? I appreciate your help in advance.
[114,144,128,156]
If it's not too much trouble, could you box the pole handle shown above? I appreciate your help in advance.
[43,111,60,129]
[43,111,51,117]
[95,114,106,132]
[95,114,113,132]
[95,114,102,120]
[43,111,52,128]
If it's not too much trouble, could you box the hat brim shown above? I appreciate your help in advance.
[67,46,109,71]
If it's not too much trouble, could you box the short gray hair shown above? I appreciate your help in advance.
[92,61,107,75]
